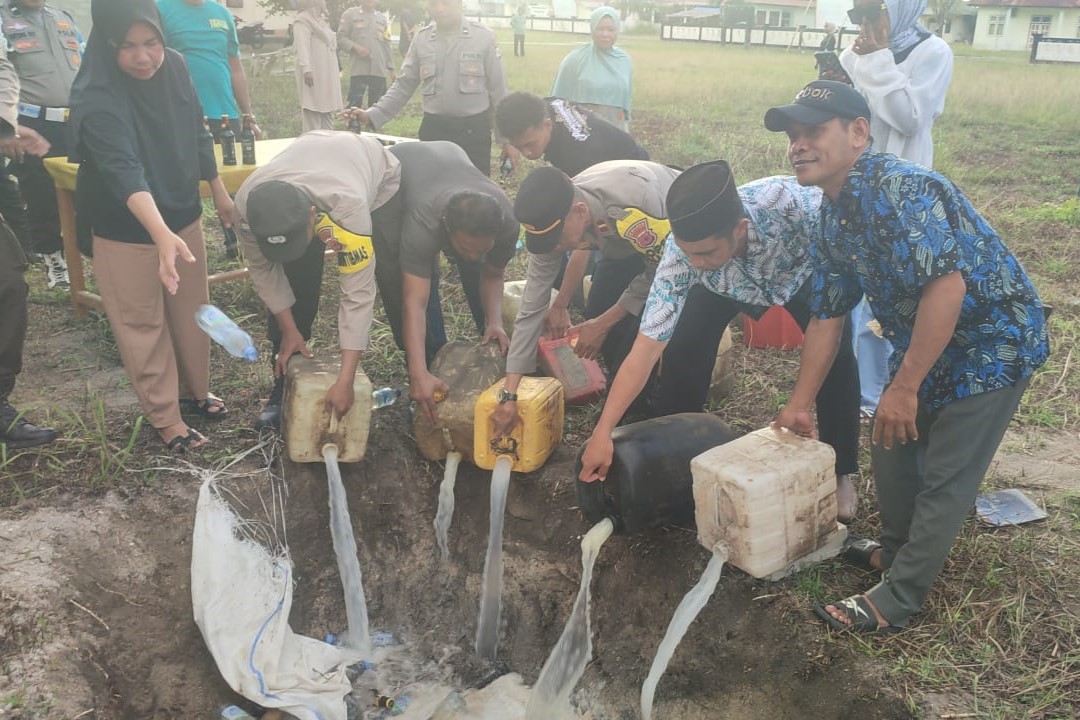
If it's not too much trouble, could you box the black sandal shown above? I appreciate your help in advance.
[841,536,883,573]
[181,394,229,419]
[165,428,207,453]
[814,595,901,635]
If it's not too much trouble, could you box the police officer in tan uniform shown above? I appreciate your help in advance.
[1,0,81,289]
[233,131,401,429]
[337,0,393,109]
[0,36,56,448]
[349,0,514,176]
[493,161,732,433]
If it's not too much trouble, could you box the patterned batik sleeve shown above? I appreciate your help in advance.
[880,173,967,288]
[640,237,695,342]
[809,221,861,319]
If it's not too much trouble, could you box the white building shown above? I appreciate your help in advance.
[968,0,1080,51]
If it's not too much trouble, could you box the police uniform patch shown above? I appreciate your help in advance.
[315,213,374,275]
[614,208,670,264]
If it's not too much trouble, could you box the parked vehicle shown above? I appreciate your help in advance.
[234,17,267,49]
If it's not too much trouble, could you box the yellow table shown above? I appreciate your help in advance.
[44,133,413,319]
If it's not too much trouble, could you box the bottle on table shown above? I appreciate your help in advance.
[240,116,256,165]
[219,115,237,166]
[347,107,362,134]
[194,304,258,362]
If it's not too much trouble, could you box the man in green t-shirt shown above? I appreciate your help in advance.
[157,0,262,258]
[511,5,526,57]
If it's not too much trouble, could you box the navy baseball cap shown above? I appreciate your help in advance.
[764,80,871,132]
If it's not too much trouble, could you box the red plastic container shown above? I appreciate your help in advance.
[742,307,804,350]
[537,335,607,405]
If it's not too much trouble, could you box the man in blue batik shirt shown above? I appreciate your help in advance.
[578,160,862,519]
[767,80,1048,634]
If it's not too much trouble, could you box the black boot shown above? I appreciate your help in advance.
[0,401,58,449]
[256,376,284,431]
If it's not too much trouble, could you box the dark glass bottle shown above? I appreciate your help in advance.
[240,116,256,165]
[500,154,513,180]
[219,115,237,166]
[347,107,362,133]
[575,413,738,534]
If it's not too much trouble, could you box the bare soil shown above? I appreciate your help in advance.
[0,315,925,720]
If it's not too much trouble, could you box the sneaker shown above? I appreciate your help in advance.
[43,251,69,290]
[0,401,58,449]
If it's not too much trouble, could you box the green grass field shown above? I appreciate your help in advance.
[211,34,1080,718]
[7,31,1080,718]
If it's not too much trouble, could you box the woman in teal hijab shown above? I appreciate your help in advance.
[550,6,633,131]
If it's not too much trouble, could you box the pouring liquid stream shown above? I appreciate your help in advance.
[323,444,372,658]
[475,456,514,660]
[640,545,728,720]
[525,518,614,719]
[434,451,462,565]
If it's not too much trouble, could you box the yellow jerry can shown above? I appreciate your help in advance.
[473,377,564,473]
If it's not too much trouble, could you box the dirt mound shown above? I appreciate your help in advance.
[1,409,911,719]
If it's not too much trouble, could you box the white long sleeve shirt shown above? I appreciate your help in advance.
[840,35,953,168]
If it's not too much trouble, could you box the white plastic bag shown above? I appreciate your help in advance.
[191,479,361,720]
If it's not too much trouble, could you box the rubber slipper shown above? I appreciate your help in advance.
[841,536,883,572]
[181,393,229,419]
[814,595,900,635]
[165,428,207,453]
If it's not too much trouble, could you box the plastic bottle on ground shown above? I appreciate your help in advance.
[217,705,255,720]
[195,305,259,362]
[372,387,402,409]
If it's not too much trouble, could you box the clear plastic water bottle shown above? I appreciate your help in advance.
[217,705,255,720]
[194,304,259,362]
[372,387,402,409]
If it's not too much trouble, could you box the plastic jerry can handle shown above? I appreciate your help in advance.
[490,435,518,460]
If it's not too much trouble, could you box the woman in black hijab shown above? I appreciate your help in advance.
[69,0,238,451]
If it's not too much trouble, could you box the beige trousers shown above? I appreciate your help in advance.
[92,221,210,430]
[301,108,336,133]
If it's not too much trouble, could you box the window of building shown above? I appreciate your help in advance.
[1028,15,1052,47]
[755,10,791,27]
[988,14,1006,37]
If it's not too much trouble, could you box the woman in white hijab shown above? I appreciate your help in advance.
[293,0,344,132]
[840,0,953,167]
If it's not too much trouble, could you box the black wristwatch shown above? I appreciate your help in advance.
[496,388,518,404]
